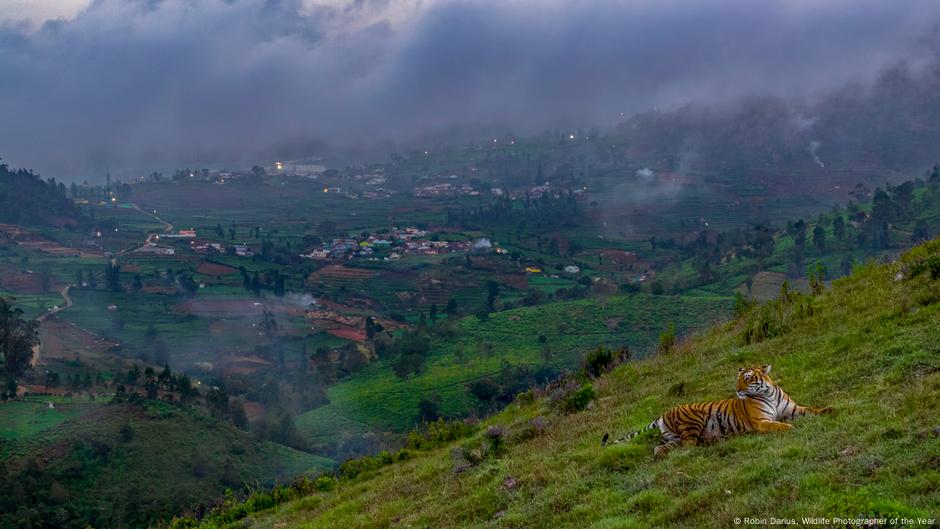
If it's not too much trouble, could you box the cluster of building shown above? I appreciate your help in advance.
[414,182,482,197]
[301,227,474,261]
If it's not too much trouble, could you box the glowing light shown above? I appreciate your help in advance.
[323,187,329,193]
[569,134,575,140]
[275,162,284,170]
[424,150,429,155]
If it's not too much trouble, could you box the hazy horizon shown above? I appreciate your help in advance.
[2,0,940,180]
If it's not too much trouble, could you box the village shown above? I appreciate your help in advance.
[300,226,473,261]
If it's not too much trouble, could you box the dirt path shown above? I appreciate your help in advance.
[31,284,73,367]
[28,202,172,366]
[127,202,174,253]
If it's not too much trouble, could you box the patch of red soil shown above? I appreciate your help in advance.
[196,261,238,277]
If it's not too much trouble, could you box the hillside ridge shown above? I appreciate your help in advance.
[164,239,940,529]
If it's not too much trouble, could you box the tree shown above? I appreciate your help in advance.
[417,396,441,422]
[912,219,931,242]
[486,280,500,311]
[205,386,230,419]
[752,224,776,270]
[132,273,143,292]
[105,262,122,292]
[833,216,846,241]
[792,220,807,249]
[260,310,278,338]
[144,367,158,399]
[445,298,458,316]
[229,399,249,430]
[429,303,438,323]
[807,261,826,296]
[214,223,224,238]
[812,225,826,253]
[534,163,546,185]
[841,255,853,277]
[0,298,39,399]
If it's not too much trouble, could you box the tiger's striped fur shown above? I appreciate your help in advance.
[601,365,830,457]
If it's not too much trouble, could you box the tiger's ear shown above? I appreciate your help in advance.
[738,367,745,373]
[762,364,772,374]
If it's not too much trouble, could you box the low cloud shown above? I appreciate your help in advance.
[1,0,938,179]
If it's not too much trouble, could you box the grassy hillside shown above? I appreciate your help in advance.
[296,293,732,446]
[0,398,334,529]
[172,238,940,528]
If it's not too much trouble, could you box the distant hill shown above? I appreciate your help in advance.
[0,162,83,226]
[171,237,940,528]
[0,399,334,529]
[615,62,940,192]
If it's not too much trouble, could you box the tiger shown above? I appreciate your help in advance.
[601,364,831,458]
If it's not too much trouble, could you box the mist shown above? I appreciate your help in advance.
[1,0,939,179]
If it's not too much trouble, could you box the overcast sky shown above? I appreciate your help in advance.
[1,0,939,179]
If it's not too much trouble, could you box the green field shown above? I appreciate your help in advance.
[297,293,733,443]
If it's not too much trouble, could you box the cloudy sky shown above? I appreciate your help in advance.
[1,0,938,179]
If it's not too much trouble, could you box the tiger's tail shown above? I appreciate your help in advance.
[601,418,660,446]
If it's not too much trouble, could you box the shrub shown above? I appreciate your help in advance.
[314,475,337,492]
[512,416,548,442]
[484,425,509,455]
[405,418,477,451]
[338,454,383,479]
[583,346,628,378]
[657,323,676,354]
[739,289,814,345]
[558,384,596,414]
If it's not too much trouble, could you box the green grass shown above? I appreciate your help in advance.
[1,398,336,529]
[297,293,732,443]
[194,238,940,529]
[0,396,94,442]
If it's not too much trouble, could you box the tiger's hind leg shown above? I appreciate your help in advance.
[783,404,833,421]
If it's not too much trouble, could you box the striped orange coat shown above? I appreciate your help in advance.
[602,365,830,457]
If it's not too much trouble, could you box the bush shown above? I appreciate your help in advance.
[484,425,509,455]
[512,416,548,442]
[583,346,629,378]
[658,323,676,354]
[558,384,596,414]
[739,288,814,345]
[338,454,383,479]
[405,418,477,451]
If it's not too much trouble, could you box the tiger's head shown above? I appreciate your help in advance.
[736,365,774,399]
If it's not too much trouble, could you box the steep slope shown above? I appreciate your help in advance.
[0,400,334,529]
[169,239,940,529]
